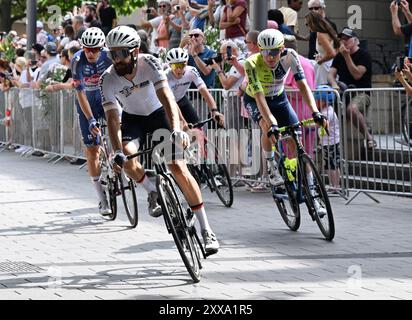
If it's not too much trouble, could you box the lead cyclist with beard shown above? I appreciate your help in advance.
[99,26,220,254]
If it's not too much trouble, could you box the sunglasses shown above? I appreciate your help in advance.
[84,47,101,54]
[170,62,186,70]
[40,56,47,59]
[309,6,321,10]
[244,39,252,44]
[159,4,167,8]
[109,48,134,60]
[261,48,281,57]
[189,34,201,38]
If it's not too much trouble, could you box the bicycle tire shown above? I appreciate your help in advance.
[272,162,301,231]
[157,174,201,283]
[206,164,234,207]
[401,101,412,146]
[299,154,335,241]
[119,173,138,228]
[99,147,117,220]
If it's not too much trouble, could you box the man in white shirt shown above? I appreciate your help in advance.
[279,0,305,40]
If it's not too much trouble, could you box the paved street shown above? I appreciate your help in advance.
[0,150,411,300]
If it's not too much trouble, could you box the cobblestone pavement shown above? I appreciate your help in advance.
[0,151,411,300]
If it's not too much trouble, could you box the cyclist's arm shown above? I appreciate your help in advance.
[76,90,95,120]
[156,80,181,131]
[199,86,218,111]
[296,79,320,114]
[105,106,123,152]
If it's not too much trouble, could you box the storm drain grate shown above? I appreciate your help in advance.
[0,261,44,274]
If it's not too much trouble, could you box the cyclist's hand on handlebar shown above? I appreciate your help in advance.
[267,124,280,144]
[312,112,329,134]
[88,117,101,137]
[112,150,127,174]
[171,130,191,149]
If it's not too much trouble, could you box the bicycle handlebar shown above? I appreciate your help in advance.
[188,117,225,129]
[279,118,329,136]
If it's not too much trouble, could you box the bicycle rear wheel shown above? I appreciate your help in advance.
[272,162,301,231]
[206,164,233,207]
[157,174,201,283]
[119,172,138,228]
[299,154,335,241]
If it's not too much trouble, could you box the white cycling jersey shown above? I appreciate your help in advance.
[165,66,206,102]
[99,54,168,116]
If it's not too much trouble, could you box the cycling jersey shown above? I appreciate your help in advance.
[70,48,112,146]
[100,54,167,116]
[244,49,305,97]
[165,66,206,101]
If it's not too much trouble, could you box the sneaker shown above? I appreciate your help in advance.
[201,229,219,255]
[147,191,163,218]
[98,200,112,216]
[312,199,327,218]
[267,159,284,187]
[251,183,270,193]
[15,145,29,153]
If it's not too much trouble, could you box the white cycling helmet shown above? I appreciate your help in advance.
[80,27,105,48]
[106,26,141,49]
[166,48,189,64]
[257,29,284,50]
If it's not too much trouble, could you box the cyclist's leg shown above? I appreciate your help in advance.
[77,102,109,213]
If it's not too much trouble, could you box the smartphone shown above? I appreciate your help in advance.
[226,46,232,60]
[396,0,401,5]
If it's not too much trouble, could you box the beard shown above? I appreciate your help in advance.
[85,14,94,23]
[114,61,134,76]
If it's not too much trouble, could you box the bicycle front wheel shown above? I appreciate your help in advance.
[157,174,201,283]
[401,101,412,146]
[272,162,301,231]
[99,147,117,221]
[299,154,335,241]
[119,173,138,228]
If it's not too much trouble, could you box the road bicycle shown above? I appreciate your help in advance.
[185,118,233,207]
[98,123,138,228]
[127,144,208,283]
[271,118,335,241]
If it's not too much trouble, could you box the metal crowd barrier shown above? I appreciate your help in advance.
[342,88,412,202]
[2,87,410,200]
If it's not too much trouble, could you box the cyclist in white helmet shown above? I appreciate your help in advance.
[243,28,328,216]
[165,47,224,127]
[71,27,114,216]
[100,26,220,254]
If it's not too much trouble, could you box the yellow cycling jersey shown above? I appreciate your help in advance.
[244,49,305,97]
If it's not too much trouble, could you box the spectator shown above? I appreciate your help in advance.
[137,30,152,54]
[180,28,217,88]
[219,0,248,43]
[15,48,26,58]
[73,15,87,40]
[305,11,339,86]
[188,0,209,31]
[35,21,48,46]
[31,43,45,65]
[45,49,73,92]
[97,0,117,35]
[328,28,375,149]
[37,42,60,82]
[307,0,337,60]
[267,9,296,49]
[168,0,190,50]
[156,0,173,49]
[208,0,226,40]
[59,25,75,51]
[279,0,305,41]
[314,86,341,192]
[85,5,103,29]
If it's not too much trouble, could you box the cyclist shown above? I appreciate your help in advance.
[100,26,219,254]
[71,27,113,216]
[243,28,328,215]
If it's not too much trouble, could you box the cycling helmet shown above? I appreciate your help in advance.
[313,85,336,103]
[257,29,284,50]
[166,48,189,64]
[80,27,105,48]
[106,26,141,49]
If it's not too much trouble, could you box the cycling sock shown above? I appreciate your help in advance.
[138,174,156,193]
[264,150,274,160]
[307,172,314,188]
[191,203,211,231]
[91,176,106,204]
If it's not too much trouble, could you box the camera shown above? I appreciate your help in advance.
[226,46,232,60]
[175,5,180,11]
[146,8,151,14]
[205,53,223,66]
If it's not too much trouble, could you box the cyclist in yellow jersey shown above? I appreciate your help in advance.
[243,29,328,215]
